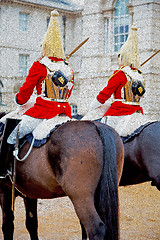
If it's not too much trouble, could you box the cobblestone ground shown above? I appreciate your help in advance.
[0,182,159,240]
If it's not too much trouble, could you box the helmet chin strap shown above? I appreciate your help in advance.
[118,54,124,67]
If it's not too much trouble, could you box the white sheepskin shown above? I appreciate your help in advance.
[33,115,71,140]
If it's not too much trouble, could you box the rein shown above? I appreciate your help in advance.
[13,136,35,162]
[9,175,27,198]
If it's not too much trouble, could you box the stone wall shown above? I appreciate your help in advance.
[0,0,160,121]
[77,0,160,120]
[0,1,82,113]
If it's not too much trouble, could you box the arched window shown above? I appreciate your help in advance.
[113,0,129,52]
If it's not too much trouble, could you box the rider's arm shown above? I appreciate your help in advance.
[16,61,47,105]
[96,70,127,104]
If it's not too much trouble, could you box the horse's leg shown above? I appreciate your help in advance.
[137,126,160,191]
[0,186,14,240]
[23,197,39,240]
[80,221,87,240]
[72,197,106,240]
[145,155,160,191]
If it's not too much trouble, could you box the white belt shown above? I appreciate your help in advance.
[38,96,67,103]
[113,99,140,106]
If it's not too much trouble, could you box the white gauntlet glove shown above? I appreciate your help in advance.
[90,98,103,110]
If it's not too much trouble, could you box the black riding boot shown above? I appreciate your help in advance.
[0,118,21,179]
[0,122,4,136]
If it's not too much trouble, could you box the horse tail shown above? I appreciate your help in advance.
[95,123,119,240]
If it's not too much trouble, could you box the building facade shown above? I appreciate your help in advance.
[78,0,160,120]
[0,0,160,120]
[0,0,83,112]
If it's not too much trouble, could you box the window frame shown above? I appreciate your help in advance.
[113,0,129,52]
[47,17,50,29]
[19,12,29,32]
[19,54,29,77]
[0,80,3,105]
[71,104,78,115]
[104,18,109,54]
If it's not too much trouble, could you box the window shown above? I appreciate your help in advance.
[62,15,66,52]
[54,0,69,5]
[0,80,3,105]
[71,104,78,115]
[0,8,1,29]
[19,54,29,77]
[19,12,29,31]
[104,18,109,53]
[47,17,50,29]
[113,0,129,52]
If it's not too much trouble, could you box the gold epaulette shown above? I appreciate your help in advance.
[35,57,42,62]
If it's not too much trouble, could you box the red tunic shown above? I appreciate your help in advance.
[96,67,143,116]
[16,57,74,119]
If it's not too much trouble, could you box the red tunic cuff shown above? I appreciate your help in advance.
[15,93,28,105]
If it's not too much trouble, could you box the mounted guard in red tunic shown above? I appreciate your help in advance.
[0,10,74,179]
[83,26,147,136]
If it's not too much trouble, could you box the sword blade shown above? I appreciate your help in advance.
[65,37,89,60]
[140,49,160,66]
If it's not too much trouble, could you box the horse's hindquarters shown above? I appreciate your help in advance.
[13,120,123,240]
[16,144,65,199]
[48,121,104,199]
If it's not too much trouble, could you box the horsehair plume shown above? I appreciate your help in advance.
[119,25,140,68]
[41,9,65,58]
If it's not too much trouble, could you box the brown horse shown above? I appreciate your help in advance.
[0,119,124,240]
[0,113,39,240]
[73,115,160,191]
[120,121,160,191]
[0,185,38,240]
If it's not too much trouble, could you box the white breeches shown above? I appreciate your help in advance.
[7,115,44,144]
[82,104,111,121]
[7,115,71,144]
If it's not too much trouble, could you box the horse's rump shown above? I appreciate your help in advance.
[15,120,124,239]
[17,121,123,198]
[120,121,160,190]
[1,117,124,239]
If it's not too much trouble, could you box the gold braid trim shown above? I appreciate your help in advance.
[107,66,125,99]
[108,66,125,82]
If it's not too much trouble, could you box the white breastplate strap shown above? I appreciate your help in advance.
[39,56,73,79]
[121,66,145,84]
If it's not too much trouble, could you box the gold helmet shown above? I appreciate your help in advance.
[119,26,140,68]
[41,10,65,59]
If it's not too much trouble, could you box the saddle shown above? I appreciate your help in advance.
[121,122,155,143]
[20,123,62,149]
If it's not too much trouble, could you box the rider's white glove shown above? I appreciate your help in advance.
[90,98,103,110]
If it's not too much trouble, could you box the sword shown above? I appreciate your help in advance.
[65,37,89,61]
[140,49,160,66]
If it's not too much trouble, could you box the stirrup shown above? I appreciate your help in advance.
[0,169,12,178]
[0,174,6,180]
